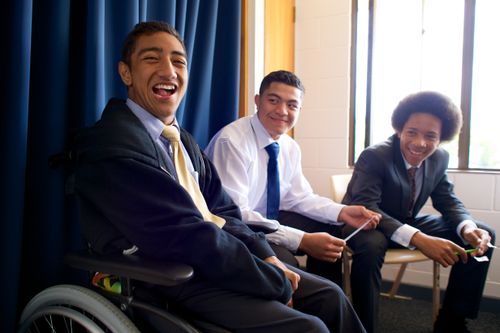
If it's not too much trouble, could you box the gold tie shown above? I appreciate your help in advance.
[162,126,225,228]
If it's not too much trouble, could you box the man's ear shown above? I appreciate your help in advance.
[254,94,260,107]
[118,61,132,86]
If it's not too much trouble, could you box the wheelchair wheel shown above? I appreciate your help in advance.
[18,284,140,333]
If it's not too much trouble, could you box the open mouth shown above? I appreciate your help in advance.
[153,83,177,99]
[408,148,425,156]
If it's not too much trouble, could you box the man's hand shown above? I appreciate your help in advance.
[411,232,468,266]
[265,256,300,292]
[299,232,345,262]
[338,205,381,230]
[265,256,300,307]
[461,225,491,256]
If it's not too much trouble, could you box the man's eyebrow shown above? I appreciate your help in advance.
[266,93,281,99]
[267,92,300,104]
[137,47,187,59]
[406,126,439,135]
[137,47,163,56]
[172,50,187,58]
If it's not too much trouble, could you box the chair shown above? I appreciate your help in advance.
[330,174,440,322]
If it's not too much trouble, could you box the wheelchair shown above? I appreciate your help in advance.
[18,249,231,333]
[17,153,266,332]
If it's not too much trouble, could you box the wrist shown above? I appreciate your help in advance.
[460,225,475,238]
[410,231,424,248]
[298,233,310,252]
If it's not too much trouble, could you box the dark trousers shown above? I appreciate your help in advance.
[344,215,496,333]
[155,263,366,333]
[277,211,344,285]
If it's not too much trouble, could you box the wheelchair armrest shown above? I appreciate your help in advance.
[64,250,194,287]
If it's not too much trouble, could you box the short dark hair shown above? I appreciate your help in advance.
[391,91,463,142]
[259,70,305,96]
[121,21,186,66]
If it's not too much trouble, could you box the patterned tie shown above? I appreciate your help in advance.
[407,167,418,214]
[265,142,280,219]
[162,126,225,228]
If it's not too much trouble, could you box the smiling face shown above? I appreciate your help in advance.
[118,31,188,125]
[398,112,442,166]
[255,82,302,139]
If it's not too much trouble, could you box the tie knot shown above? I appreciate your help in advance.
[162,126,180,143]
[265,142,280,159]
[408,167,417,178]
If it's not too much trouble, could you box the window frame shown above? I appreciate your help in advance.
[349,0,500,172]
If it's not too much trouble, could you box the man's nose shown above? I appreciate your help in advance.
[276,102,288,115]
[158,60,177,79]
[414,135,427,147]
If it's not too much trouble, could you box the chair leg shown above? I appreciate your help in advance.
[432,260,440,323]
[388,263,408,298]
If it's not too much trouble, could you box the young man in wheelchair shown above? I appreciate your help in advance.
[71,21,366,332]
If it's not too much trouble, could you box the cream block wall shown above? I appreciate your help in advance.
[294,0,500,299]
[294,0,351,196]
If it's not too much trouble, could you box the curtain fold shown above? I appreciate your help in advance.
[0,1,241,331]
[0,0,33,328]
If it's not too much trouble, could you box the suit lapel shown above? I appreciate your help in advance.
[414,158,433,211]
[391,135,413,216]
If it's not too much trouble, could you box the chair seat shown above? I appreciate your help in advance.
[384,249,429,264]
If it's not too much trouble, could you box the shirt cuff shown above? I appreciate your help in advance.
[456,220,478,244]
[331,204,345,224]
[265,224,305,252]
[246,219,280,233]
[391,224,420,249]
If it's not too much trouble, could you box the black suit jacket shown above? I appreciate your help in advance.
[343,134,472,238]
[71,98,291,303]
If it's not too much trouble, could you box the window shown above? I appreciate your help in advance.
[352,0,500,170]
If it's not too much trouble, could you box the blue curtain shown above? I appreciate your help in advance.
[0,0,241,331]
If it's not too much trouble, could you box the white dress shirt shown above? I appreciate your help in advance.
[205,114,344,251]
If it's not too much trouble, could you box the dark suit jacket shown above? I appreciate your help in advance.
[343,134,472,238]
[71,98,291,303]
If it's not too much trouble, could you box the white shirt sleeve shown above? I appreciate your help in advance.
[391,224,420,249]
[265,225,305,252]
[280,143,344,224]
[457,219,478,244]
[391,220,478,249]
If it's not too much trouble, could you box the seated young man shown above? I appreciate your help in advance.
[342,91,495,333]
[205,70,380,283]
[72,21,366,333]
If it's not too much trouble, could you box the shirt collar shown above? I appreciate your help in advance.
[250,113,281,149]
[401,154,422,170]
[126,98,179,141]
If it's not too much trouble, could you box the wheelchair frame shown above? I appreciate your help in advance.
[18,250,230,333]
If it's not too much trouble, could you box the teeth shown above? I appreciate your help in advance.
[409,149,423,155]
[154,83,175,90]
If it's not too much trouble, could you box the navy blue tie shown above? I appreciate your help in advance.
[265,143,280,219]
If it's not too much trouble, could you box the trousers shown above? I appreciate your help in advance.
[154,262,365,332]
[344,215,495,333]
